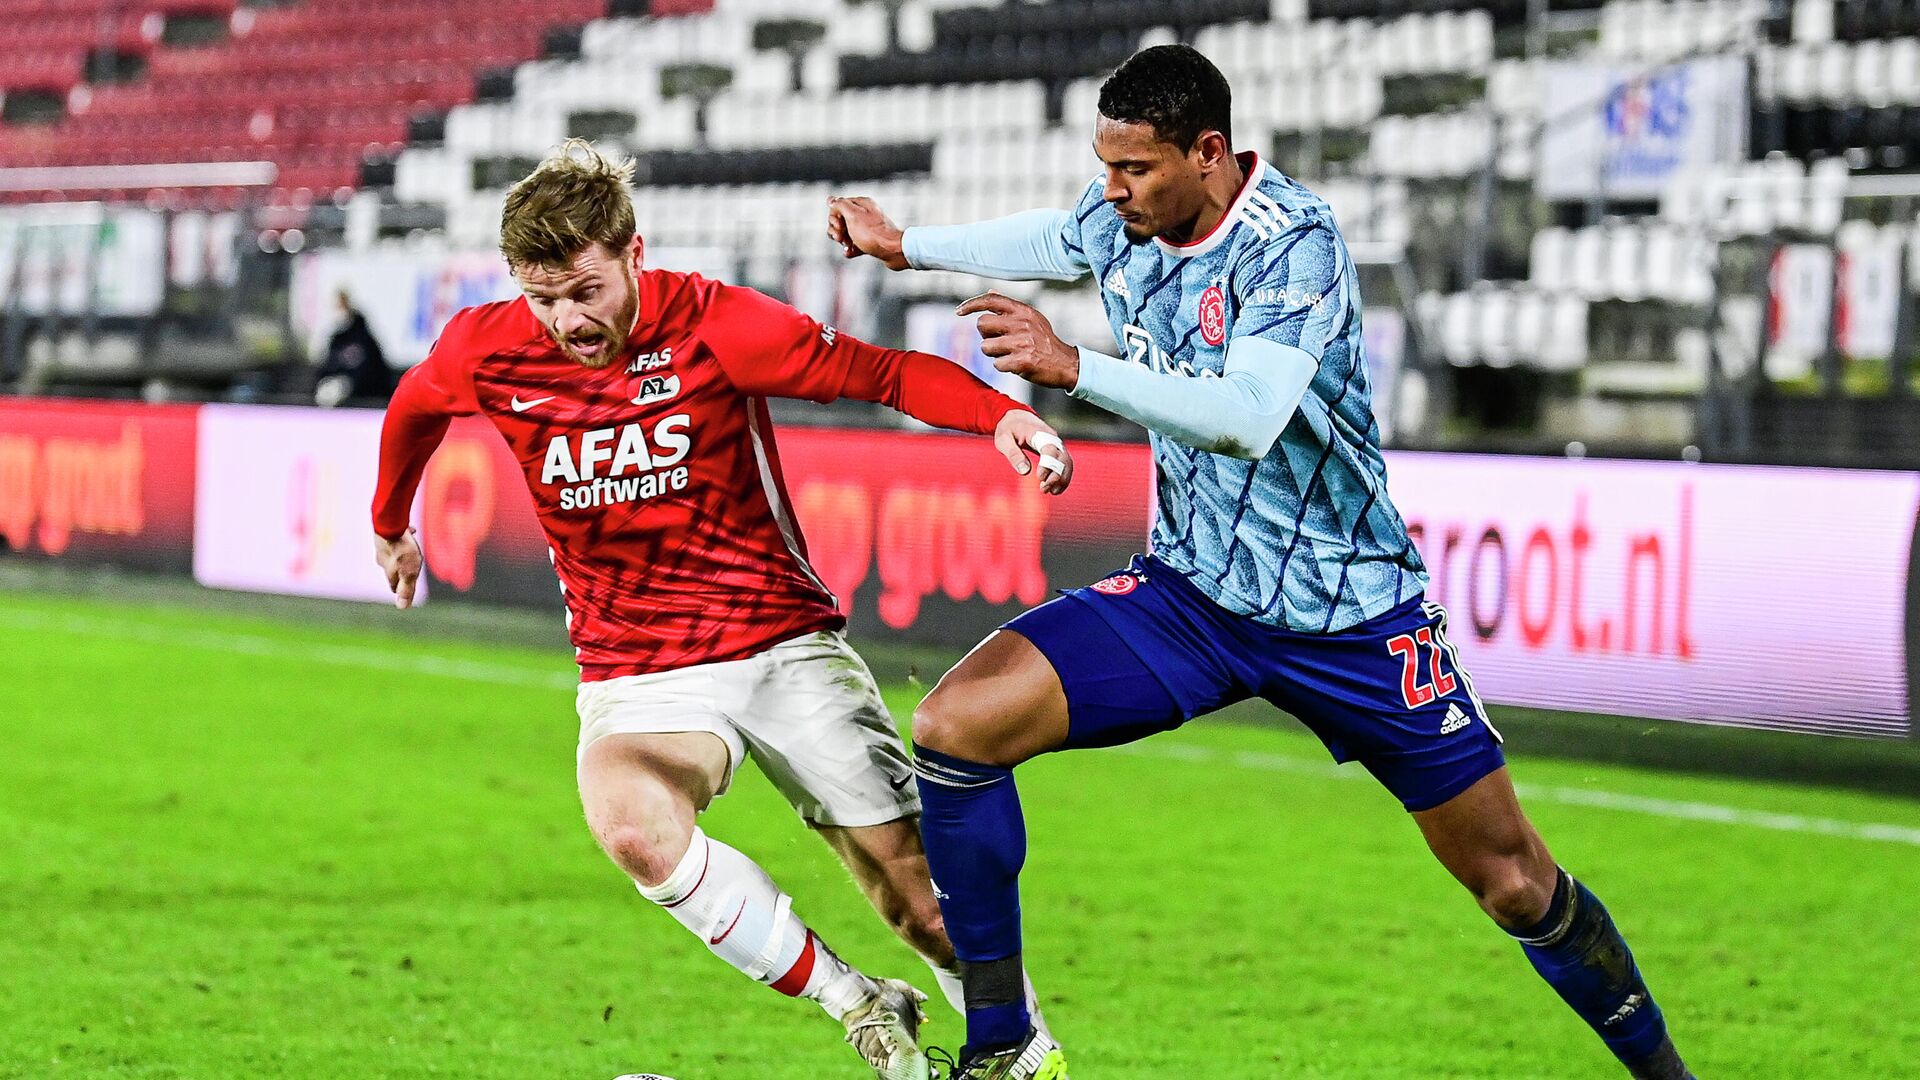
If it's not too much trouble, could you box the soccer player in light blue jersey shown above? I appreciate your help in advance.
[828,45,1696,1080]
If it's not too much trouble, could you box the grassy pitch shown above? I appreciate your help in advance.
[3,590,1918,1079]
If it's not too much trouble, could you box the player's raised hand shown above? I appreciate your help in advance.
[993,409,1074,495]
[826,196,910,270]
[374,527,423,610]
[957,292,1081,391]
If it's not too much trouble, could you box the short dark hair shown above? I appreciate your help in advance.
[1097,44,1233,151]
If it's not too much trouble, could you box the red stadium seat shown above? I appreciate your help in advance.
[0,0,604,205]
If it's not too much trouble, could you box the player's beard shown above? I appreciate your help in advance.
[556,268,640,370]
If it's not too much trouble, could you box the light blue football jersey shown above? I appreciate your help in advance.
[1058,154,1428,632]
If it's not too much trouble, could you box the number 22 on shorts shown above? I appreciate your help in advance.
[1386,626,1458,710]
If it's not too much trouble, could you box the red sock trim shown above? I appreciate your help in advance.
[768,931,818,996]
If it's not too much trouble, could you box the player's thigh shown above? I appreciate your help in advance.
[734,630,921,829]
[1411,766,1557,924]
[913,627,1072,765]
[575,664,753,858]
[933,562,1246,764]
[1262,597,1507,813]
[577,730,731,823]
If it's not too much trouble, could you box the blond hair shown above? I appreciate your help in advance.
[499,138,637,270]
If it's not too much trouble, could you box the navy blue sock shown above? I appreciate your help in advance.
[912,744,1031,1053]
[1510,868,1677,1070]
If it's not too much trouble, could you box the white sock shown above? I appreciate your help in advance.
[926,961,1052,1039]
[637,827,876,1021]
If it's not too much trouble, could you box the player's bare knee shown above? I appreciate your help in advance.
[911,692,980,758]
[586,772,700,886]
[597,818,693,887]
[1472,862,1555,928]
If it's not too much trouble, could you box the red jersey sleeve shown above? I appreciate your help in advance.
[699,284,1025,435]
[370,311,482,540]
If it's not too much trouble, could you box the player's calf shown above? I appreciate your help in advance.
[1416,772,1694,1079]
[1508,868,1695,1080]
[636,826,874,1013]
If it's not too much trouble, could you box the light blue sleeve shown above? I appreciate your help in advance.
[1232,221,1348,360]
[901,209,1092,282]
[1067,336,1318,460]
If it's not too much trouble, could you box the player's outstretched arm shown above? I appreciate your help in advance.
[703,284,1072,494]
[368,319,479,609]
[960,291,1314,461]
[828,196,1089,282]
[369,368,450,611]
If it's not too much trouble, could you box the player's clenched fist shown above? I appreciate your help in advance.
[826,196,910,270]
[994,408,1073,495]
[957,291,1081,391]
[374,527,423,610]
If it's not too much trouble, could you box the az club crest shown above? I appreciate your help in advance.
[632,374,680,405]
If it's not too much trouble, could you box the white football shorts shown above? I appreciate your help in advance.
[574,629,919,828]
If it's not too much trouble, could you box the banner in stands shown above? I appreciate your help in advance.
[0,398,197,571]
[1770,241,1908,363]
[288,245,735,366]
[1537,56,1748,201]
[192,405,423,604]
[0,203,167,317]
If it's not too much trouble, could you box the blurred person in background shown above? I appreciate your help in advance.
[370,140,1071,1080]
[315,290,395,408]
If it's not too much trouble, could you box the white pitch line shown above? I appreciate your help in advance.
[11,606,1920,848]
[1118,740,1920,848]
[0,608,577,691]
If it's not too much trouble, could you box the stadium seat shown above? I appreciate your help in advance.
[0,0,605,205]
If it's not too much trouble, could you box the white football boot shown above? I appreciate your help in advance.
[842,977,932,1080]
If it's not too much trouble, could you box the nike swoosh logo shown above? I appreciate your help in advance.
[888,772,914,792]
[709,900,747,945]
[509,395,555,412]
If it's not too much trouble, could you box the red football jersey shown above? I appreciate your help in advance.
[373,268,1025,680]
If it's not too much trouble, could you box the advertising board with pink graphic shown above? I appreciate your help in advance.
[191,405,426,604]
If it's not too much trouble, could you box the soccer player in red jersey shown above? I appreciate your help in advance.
[370,141,1069,1080]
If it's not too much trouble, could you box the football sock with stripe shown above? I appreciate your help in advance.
[1509,868,1692,1079]
[637,826,874,1021]
[912,744,1033,1053]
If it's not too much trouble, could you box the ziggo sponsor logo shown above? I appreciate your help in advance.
[794,476,1051,627]
[0,423,145,555]
[1406,485,1696,657]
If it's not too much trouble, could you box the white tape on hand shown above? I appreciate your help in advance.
[1038,454,1067,475]
[1028,431,1064,454]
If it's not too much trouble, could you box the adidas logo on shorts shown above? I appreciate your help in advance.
[1440,703,1471,735]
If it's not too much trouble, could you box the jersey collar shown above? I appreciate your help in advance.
[1153,151,1269,260]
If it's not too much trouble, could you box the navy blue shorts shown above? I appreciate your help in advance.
[1003,555,1505,812]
